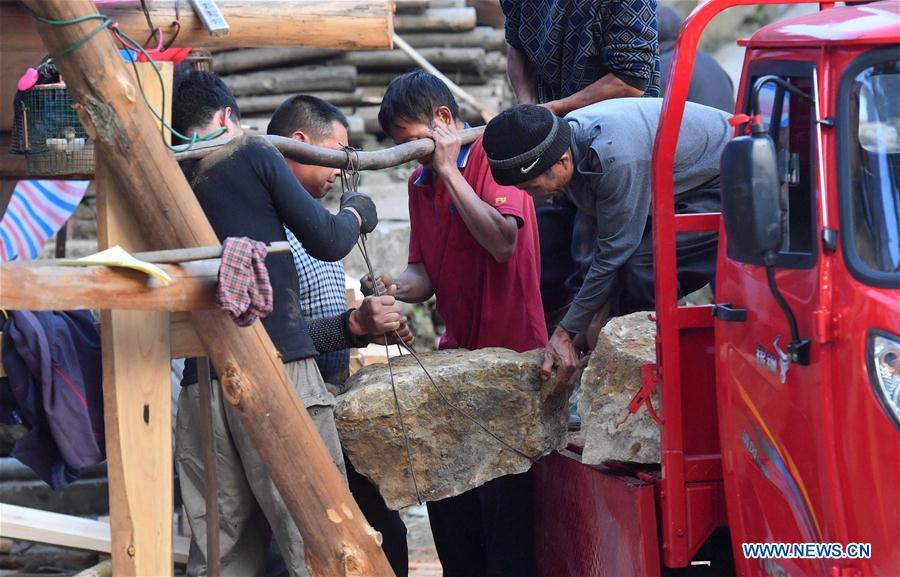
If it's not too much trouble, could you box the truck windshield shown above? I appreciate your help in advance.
[847,58,900,277]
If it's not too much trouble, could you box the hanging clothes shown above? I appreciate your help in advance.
[0,310,103,489]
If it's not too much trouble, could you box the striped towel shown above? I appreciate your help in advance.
[0,180,88,261]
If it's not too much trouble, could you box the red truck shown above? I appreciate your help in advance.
[534,2,900,576]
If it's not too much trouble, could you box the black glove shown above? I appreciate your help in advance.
[340,191,378,234]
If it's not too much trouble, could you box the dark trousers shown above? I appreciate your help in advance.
[426,471,535,577]
[346,456,409,577]
[611,186,720,316]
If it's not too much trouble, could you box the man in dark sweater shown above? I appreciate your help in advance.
[172,72,410,577]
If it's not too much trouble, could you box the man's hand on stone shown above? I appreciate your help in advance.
[348,295,402,336]
[542,325,584,391]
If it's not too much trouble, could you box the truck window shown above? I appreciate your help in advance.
[839,47,900,288]
[748,63,817,268]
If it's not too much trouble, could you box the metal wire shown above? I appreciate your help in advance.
[343,147,422,503]
[342,149,540,476]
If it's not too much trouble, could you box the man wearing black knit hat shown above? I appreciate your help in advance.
[483,99,731,386]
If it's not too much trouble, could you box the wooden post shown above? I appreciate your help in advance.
[95,60,174,577]
[23,2,393,576]
[97,186,174,575]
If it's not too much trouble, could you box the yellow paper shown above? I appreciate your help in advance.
[62,245,173,286]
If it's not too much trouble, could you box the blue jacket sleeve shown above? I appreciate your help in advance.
[598,0,659,93]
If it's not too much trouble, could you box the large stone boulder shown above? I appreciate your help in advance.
[578,312,661,465]
[334,347,569,510]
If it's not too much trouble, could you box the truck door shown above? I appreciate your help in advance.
[715,59,833,576]
[831,46,900,576]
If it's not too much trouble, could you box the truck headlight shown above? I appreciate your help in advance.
[868,330,900,430]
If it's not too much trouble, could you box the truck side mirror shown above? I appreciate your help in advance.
[720,132,784,264]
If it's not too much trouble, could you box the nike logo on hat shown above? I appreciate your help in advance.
[520,156,541,174]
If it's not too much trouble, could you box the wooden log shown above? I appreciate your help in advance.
[359,83,506,103]
[482,50,508,74]
[394,0,431,13]
[23,2,394,576]
[216,47,342,75]
[391,34,495,121]
[338,47,486,75]
[394,7,477,32]
[356,70,485,86]
[223,65,357,97]
[0,1,393,52]
[0,260,219,312]
[173,127,486,169]
[236,90,371,115]
[427,0,468,8]
[96,156,174,576]
[352,106,384,135]
[401,26,506,50]
[466,0,507,28]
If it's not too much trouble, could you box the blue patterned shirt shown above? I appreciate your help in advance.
[502,0,660,103]
[285,227,349,385]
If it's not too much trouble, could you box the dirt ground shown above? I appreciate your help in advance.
[403,505,443,577]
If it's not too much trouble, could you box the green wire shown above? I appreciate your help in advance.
[52,18,114,60]
[26,8,226,152]
[115,27,227,151]
[26,9,108,26]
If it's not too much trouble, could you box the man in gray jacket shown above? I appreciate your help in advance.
[482,98,731,386]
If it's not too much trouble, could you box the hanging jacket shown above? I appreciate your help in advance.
[0,310,103,489]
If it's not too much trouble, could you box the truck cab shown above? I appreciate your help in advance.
[535,2,899,576]
[715,3,899,575]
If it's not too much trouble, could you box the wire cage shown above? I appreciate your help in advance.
[14,83,95,175]
[185,48,214,72]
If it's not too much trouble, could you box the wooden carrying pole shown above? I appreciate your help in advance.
[174,126,486,168]
[21,2,394,576]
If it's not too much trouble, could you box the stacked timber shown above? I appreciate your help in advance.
[215,0,511,148]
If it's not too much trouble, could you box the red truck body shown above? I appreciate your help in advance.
[535,2,900,575]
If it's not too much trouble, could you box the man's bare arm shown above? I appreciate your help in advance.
[506,43,538,105]
[543,72,644,116]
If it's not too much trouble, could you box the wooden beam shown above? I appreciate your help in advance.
[1,1,393,53]
[171,313,206,359]
[0,504,189,565]
[0,260,218,312]
[23,3,394,575]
